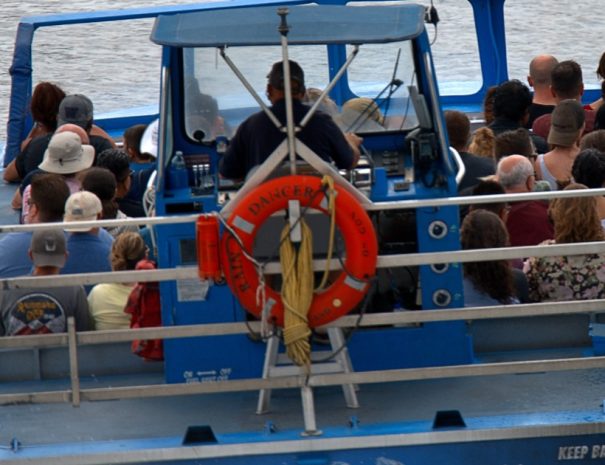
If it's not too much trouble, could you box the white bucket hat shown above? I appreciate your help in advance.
[39,132,95,175]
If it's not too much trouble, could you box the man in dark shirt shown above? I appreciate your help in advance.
[444,110,495,192]
[532,60,596,139]
[220,60,360,180]
[526,54,558,128]
[14,94,113,179]
[488,80,548,154]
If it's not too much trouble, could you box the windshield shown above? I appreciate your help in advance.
[183,40,420,142]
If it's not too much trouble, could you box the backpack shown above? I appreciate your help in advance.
[124,259,163,361]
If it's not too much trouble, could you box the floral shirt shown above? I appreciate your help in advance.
[523,240,605,302]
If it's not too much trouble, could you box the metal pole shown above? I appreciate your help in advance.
[67,317,81,407]
[277,8,297,175]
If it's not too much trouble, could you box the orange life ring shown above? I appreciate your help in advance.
[220,175,378,328]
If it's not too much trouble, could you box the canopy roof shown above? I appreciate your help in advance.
[151,4,426,47]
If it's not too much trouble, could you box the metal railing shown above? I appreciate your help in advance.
[2,188,605,418]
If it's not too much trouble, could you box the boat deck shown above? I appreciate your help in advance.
[2,354,604,447]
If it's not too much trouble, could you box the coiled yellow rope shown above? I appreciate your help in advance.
[280,175,336,367]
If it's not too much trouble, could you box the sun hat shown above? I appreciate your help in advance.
[63,191,102,232]
[39,132,95,175]
[343,97,385,126]
[57,94,93,129]
[547,99,585,147]
[30,229,66,268]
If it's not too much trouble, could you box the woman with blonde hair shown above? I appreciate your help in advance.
[87,232,148,330]
[468,127,496,159]
[524,183,605,302]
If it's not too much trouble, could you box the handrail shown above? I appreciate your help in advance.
[1,298,605,351]
[0,185,599,234]
[2,239,604,289]
[3,187,605,409]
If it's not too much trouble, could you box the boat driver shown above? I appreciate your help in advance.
[219,60,361,180]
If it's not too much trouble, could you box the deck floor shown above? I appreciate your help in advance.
[2,366,605,446]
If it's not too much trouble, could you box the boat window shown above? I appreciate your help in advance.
[504,0,601,90]
[428,0,482,96]
[183,46,329,142]
[346,41,420,131]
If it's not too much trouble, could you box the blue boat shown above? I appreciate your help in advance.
[1,1,605,464]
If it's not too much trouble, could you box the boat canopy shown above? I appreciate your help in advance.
[150,4,426,48]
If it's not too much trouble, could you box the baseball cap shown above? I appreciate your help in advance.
[267,60,305,93]
[30,229,66,268]
[547,99,585,147]
[57,94,93,129]
[39,132,95,175]
[63,191,102,232]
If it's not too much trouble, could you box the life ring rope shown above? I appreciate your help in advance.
[219,175,378,332]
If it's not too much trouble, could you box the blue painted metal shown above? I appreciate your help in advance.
[3,409,605,464]
[150,4,425,47]
[151,2,473,385]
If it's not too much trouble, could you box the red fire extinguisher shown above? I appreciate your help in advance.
[196,214,222,281]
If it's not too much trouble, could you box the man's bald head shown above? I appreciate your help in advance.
[496,154,534,192]
[56,123,90,144]
[529,55,558,88]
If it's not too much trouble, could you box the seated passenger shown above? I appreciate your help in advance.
[489,80,548,154]
[20,130,95,222]
[532,61,596,139]
[444,110,495,192]
[494,128,535,162]
[468,127,496,160]
[525,54,558,128]
[0,174,70,278]
[123,123,154,164]
[535,99,584,190]
[304,87,339,118]
[96,149,144,218]
[20,82,66,151]
[0,229,91,336]
[496,155,554,247]
[3,82,66,183]
[88,232,148,330]
[571,148,605,225]
[81,167,139,238]
[11,94,114,182]
[460,209,522,307]
[524,183,605,302]
[341,97,385,132]
[580,129,605,152]
[219,60,361,180]
[62,191,113,282]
